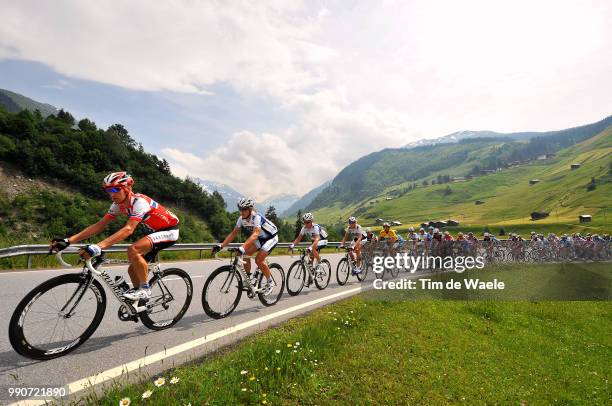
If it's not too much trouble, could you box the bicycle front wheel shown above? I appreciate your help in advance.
[140,268,193,330]
[9,274,106,360]
[286,260,306,296]
[336,257,350,286]
[314,259,332,289]
[202,266,242,319]
[258,263,285,306]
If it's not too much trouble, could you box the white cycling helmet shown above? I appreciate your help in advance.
[383,222,390,227]
[237,197,255,209]
[433,228,440,233]
[348,216,357,224]
[365,227,372,233]
[302,212,314,222]
[408,227,414,232]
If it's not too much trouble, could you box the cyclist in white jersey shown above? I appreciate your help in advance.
[213,197,278,295]
[289,212,328,269]
[339,216,366,273]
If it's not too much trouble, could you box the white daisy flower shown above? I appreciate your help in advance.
[142,390,153,399]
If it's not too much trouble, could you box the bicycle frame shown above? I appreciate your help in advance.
[56,250,162,317]
[215,249,260,296]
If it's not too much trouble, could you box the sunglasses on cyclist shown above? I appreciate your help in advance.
[105,187,122,193]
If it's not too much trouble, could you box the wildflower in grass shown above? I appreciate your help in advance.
[295,342,300,346]
[242,388,247,392]
[293,350,297,353]
[277,367,281,371]
[275,350,281,354]
[142,390,153,399]
[119,398,130,406]
[249,376,256,381]
[240,370,248,375]
[262,400,267,404]
[287,343,293,348]
[170,377,180,384]
[153,377,165,387]
[264,367,269,371]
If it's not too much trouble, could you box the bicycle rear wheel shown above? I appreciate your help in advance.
[202,266,242,319]
[357,257,369,282]
[258,263,285,306]
[9,274,106,360]
[286,260,306,296]
[140,268,193,330]
[314,259,332,289]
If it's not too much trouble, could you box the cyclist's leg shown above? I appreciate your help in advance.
[312,240,326,265]
[255,236,278,279]
[242,241,259,274]
[127,237,153,287]
[129,229,179,288]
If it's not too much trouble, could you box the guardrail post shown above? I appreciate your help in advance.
[199,250,202,259]
[27,255,32,269]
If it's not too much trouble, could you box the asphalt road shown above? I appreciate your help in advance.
[0,253,424,405]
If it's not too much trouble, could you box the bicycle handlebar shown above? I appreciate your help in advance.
[55,248,102,275]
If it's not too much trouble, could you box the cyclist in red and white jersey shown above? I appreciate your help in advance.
[49,172,179,301]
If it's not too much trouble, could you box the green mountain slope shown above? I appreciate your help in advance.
[308,116,612,211]
[0,105,235,239]
[0,88,59,117]
[311,126,612,234]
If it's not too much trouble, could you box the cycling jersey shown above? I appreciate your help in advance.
[104,193,179,233]
[346,224,366,240]
[300,224,328,240]
[235,212,278,240]
[379,229,398,242]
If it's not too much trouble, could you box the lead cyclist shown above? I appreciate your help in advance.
[49,172,180,301]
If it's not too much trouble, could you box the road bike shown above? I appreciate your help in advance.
[286,248,332,296]
[9,249,193,360]
[202,248,285,319]
[336,247,369,285]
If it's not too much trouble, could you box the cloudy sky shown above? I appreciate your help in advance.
[1,0,610,200]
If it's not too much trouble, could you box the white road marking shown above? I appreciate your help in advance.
[8,285,362,406]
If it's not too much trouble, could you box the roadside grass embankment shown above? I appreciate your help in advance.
[94,263,611,405]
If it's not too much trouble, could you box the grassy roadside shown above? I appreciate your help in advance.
[91,274,611,404]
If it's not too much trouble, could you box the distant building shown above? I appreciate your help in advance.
[452,177,466,183]
[475,200,485,205]
[579,214,592,223]
[571,163,581,170]
[531,211,550,220]
[392,221,402,226]
[446,219,460,226]
[529,179,541,185]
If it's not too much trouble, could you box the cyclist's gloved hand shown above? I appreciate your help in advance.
[82,244,102,258]
[289,243,295,251]
[238,246,246,255]
[50,237,70,252]
[211,244,222,255]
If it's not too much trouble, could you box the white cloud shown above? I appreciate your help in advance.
[2,0,610,199]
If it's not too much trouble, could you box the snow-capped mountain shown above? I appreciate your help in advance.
[403,130,504,149]
[196,179,299,213]
[195,179,243,210]
[260,193,300,215]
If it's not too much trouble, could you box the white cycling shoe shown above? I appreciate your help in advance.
[262,279,277,296]
[123,288,151,301]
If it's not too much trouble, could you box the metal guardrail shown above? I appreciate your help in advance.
[0,242,344,268]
